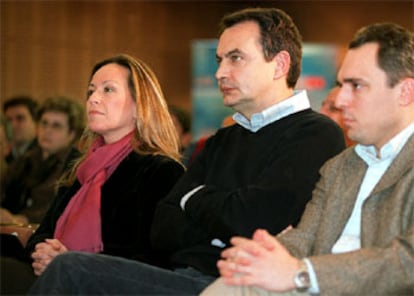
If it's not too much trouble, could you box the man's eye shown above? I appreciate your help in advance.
[329,106,341,112]
[16,115,26,122]
[230,55,242,62]
[352,83,361,90]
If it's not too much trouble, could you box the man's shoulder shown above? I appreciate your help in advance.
[322,147,360,170]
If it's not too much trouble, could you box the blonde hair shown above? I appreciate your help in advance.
[60,54,182,186]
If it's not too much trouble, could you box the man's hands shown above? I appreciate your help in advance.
[217,228,300,292]
[31,239,68,276]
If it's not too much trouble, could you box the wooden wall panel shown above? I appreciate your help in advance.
[1,1,413,111]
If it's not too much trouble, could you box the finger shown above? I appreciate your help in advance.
[34,242,49,251]
[217,260,236,278]
[253,229,277,250]
[221,246,238,259]
[32,262,43,271]
[230,236,253,247]
[31,251,47,260]
[45,238,63,250]
[230,237,264,256]
[33,265,45,276]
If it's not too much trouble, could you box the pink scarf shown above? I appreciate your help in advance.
[54,132,134,253]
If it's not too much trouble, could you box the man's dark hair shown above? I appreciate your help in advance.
[218,7,302,88]
[349,23,414,87]
[3,96,38,120]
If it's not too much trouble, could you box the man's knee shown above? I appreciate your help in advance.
[200,278,256,296]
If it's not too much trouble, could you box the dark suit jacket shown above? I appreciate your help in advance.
[25,152,184,267]
[279,134,414,295]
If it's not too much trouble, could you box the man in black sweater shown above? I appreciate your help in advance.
[29,7,345,295]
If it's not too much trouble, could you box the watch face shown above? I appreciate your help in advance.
[295,270,310,291]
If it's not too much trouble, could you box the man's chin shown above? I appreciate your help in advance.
[222,98,237,108]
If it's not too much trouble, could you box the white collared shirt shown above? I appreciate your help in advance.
[233,90,311,132]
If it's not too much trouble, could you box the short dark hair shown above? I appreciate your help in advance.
[3,96,38,120]
[218,7,302,88]
[349,23,414,87]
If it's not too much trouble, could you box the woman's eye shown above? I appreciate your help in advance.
[87,89,93,98]
[104,86,114,93]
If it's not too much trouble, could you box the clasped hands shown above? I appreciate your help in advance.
[31,239,68,276]
[217,228,300,292]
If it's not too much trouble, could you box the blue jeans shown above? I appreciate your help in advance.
[29,252,216,295]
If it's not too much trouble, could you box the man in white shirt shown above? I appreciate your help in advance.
[201,22,414,295]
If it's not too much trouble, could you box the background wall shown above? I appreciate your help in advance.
[1,0,413,110]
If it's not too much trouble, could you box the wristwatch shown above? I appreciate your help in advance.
[294,261,310,292]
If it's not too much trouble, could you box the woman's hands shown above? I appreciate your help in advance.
[31,239,68,276]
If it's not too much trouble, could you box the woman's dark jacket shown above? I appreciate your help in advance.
[25,152,184,267]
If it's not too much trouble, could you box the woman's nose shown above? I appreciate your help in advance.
[88,92,100,105]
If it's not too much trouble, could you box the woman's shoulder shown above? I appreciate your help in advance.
[123,152,184,171]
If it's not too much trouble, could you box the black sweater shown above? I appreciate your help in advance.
[151,109,346,276]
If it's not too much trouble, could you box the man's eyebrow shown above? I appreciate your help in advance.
[337,78,363,86]
[225,49,242,58]
[216,48,242,60]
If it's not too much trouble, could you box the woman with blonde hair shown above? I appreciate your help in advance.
[19,54,185,285]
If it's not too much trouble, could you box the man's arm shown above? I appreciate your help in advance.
[151,118,345,253]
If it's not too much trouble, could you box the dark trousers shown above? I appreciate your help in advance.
[1,256,37,295]
[29,251,216,295]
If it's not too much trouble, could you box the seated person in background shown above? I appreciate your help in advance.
[1,96,85,225]
[28,8,345,295]
[0,115,9,178]
[320,86,355,147]
[1,54,184,295]
[201,22,414,296]
[169,105,192,160]
[2,96,38,165]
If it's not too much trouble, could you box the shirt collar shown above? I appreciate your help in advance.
[233,90,311,132]
[355,123,414,165]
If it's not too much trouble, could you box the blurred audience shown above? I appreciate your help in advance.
[0,115,9,178]
[1,96,85,224]
[169,105,192,157]
[320,86,355,146]
[2,96,38,165]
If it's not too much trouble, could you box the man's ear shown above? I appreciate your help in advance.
[399,78,414,106]
[273,50,291,80]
